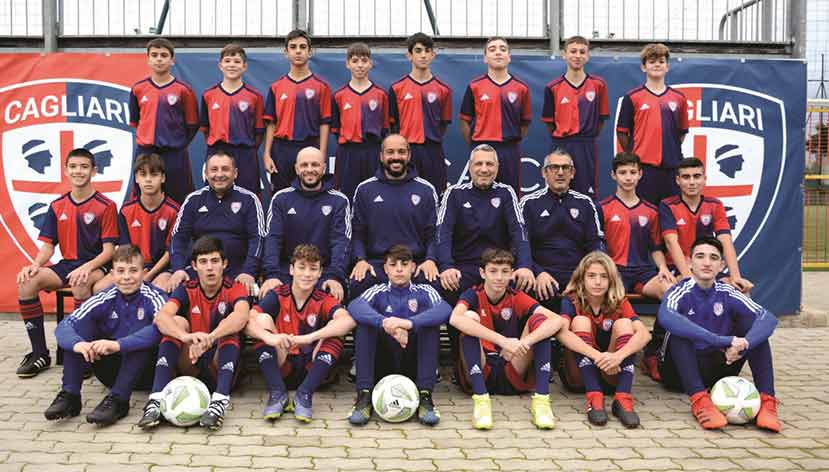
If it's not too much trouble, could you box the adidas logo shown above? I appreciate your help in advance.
[258,351,272,363]
[287,207,297,215]
[560,96,570,104]
[211,102,220,110]
[611,214,621,222]
[540,362,551,373]
[343,102,352,110]
[688,308,695,316]
[59,213,68,221]
[403,92,413,100]
[156,356,168,367]
[469,364,482,375]
[191,306,201,314]
[463,201,472,209]
[318,353,334,365]
[198,206,209,213]
[540,209,550,217]
[280,93,288,101]
[110,312,119,319]
[578,357,593,368]
[284,314,290,322]
[131,219,142,228]
[24,321,34,330]
[480,94,490,101]
[385,305,393,313]
[140,95,149,103]
[374,195,384,203]
[623,364,635,373]
[221,361,235,372]
[640,103,651,111]
[676,218,686,225]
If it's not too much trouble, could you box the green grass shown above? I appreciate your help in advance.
[804,204,828,267]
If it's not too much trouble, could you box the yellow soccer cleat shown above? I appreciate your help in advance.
[472,393,493,430]
[530,393,556,430]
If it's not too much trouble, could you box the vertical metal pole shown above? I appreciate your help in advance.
[294,0,307,31]
[761,0,771,41]
[308,0,314,34]
[548,0,560,52]
[790,0,806,58]
[42,0,58,52]
[154,0,170,34]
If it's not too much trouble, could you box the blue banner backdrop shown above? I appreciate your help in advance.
[171,52,804,315]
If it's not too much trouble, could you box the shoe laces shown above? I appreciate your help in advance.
[144,399,161,414]
[207,398,229,417]
[99,394,117,410]
[267,390,285,404]
[419,390,434,410]
[55,390,73,402]
[355,390,372,410]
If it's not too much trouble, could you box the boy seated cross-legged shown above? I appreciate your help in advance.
[246,244,356,422]
[138,236,250,431]
[449,248,580,430]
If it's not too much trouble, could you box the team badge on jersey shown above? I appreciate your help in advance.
[305,88,315,99]
[507,92,518,103]
[408,299,418,312]
[137,307,145,321]
[700,214,712,225]
[668,101,677,111]
[491,197,501,208]
[671,84,785,258]
[427,92,437,103]
[238,100,249,112]
[158,218,168,231]
[638,215,648,227]
[231,201,241,213]
[321,205,332,216]
[83,212,95,224]
[602,319,613,331]
[306,313,317,328]
[167,94,178,106]
[570,208,580,219]
[411,194,420,206]
[713,302,724,316]
[218,301,227,315]
[369,99,378,111]
[500,307,512,321]
[586,90,596,102]
[0,73,136,263]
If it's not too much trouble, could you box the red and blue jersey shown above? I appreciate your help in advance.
[541,74,608,138]
[458,285,539,354]
[200,83,265,147]
[560,296,638,339]
[171,277,248,334]
[264,74,332,142]
[38,191,118,262]
[254,285,341,355]
[129,77,199,148]
[332,83,390,144]
[659,195,730,264]
[459,75,532,142]
[389,75,452,144]
[118,196,180,269]
[616,85,689,168]
[601,196,661,269]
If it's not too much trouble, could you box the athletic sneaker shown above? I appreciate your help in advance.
[200,397,230,431]
[293,390,313,423]
[690,391,727,430]
[87,394,130,426]
[17,352,51,378]
[530,393,556,430]
[417,390,440,426]
[44,390,81,420]
[263,390,289,420]
[640,354,660,381]
[585,391,608,426]
[756,393,781,433]
[137,399,162,429]
[472,393,493,430]
[348,389,372,426]
[611,392,640,429]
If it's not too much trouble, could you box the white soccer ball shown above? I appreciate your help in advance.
[710,376,761,424]
[160,376,211,427]
[372,374,420,423]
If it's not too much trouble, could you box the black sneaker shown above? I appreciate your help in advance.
[200,398,229,431]
[348,389,373,426]
[586,392,608,426]
[137,399,162,429]
[611,394,641,429]
[418,390,440,426]
[17,352,51,378]
[44,390,81,420]
[86,394,130,426]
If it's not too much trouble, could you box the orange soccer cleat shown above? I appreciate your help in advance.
[755,393,781,433]
[690,391,727,430]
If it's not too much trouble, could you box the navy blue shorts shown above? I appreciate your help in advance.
[457,352,534,396]
[619,265,658,293]
[271,137,320,192]
[208,143,261,198]
[551,137,598,197]
[334,140,381,200]
[410,141,447,195]
[134,145,194,205]
[472,140,522,196]
[47,259,107,285]
[638,165,678,206]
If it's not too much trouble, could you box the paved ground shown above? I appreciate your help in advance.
[0,272,827,471]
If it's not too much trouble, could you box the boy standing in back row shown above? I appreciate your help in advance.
[389,33,453,194]
[541,35,608,198]
[264,30,332,192]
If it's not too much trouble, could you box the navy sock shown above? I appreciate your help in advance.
[110,351,153,400]
[254,342,286,393]
[20,298,48,356]
[614,334,635,394]
[215,342,240,396]
[355,324,378,391]
[461,335,487,395]
[415,327,440,391]
[60,350,84,396]
[528,313,551,395]
[574,331,602,393]
[151,338,181,393]
[297,348,338,397]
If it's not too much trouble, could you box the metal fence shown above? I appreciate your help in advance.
[0,0,800,46]
[805,99,829,270]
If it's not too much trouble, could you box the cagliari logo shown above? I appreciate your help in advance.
[0,79,134,262]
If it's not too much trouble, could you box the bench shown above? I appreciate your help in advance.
[54,287,73,365]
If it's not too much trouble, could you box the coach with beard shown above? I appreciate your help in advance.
[349,134,441,299]
[260,147,351,301]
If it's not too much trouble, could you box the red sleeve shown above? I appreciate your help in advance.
[254,91,266,132]
[321,294,343,323]
[101,201,119,243]
[650,211,663,246]
[713,201,731,234]
[515,290,541,319]
[521,86,532,123]
[599,80,609,117]
[678,94,689,132]
[382,91,390,130]
[620,299,638,321]
[319,83,333,121]
[182,86,199,126]
[229,282,249,308]
[441,85,453,122]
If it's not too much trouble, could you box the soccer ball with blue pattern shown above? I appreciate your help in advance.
[372,374,420,423]
[160,376,210,427]
[710,376,761,424]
